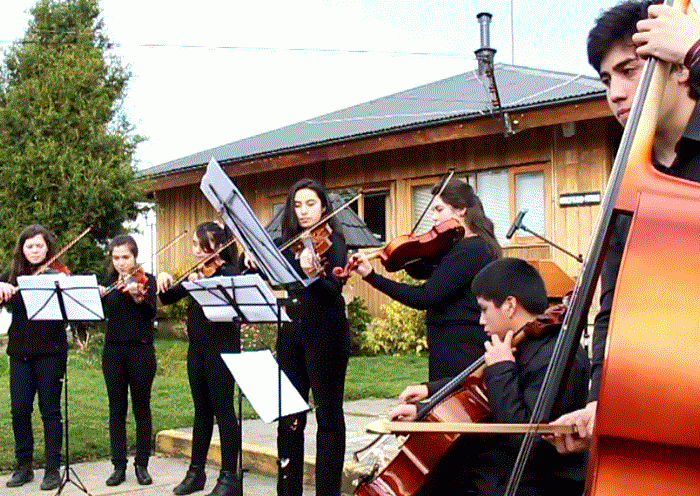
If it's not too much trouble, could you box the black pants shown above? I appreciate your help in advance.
[276,322,350,496]
[9,354,66,471]
[187,344,239,472]
[102,341,156,468]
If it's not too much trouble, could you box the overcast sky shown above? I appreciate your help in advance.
[2,0,622,171]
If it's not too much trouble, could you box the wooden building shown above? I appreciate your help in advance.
[140,64,617,316]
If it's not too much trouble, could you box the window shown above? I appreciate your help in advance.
[411,166,547,245]
[362,190,388,242]
[411,174,475,235]
[513,170,545,237]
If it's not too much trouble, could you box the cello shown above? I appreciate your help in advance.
[503,1,700,494]
[353,303,566,496]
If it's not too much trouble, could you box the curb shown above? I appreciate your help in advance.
[155,429,366,494]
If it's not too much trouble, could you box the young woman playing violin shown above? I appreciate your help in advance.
[0,225,67,490]
[98,234,157,487]
[270,178,350,496]
[156,222,241,496]
[349,178,501,382]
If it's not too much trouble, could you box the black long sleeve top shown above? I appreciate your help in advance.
[158,263,241,353]
[1,271,68,358]
[362,236,495,347]
[101,272,157,343]
[427,325,590,488]
[282,232,348,333]
[589,72,700,403]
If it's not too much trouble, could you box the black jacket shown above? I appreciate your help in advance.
[427,324,590,494]
[1,271,68,357]
[101,272,157,343]
[158,263,241,354]
[363,236,495,348]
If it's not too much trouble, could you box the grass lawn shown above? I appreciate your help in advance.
[0,337,427,473]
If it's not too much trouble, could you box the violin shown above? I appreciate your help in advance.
[286,222,333,258]
[286,223,333,275]
[199,257,225,278]
[163,236,238,290]
[353,303,566,496]
[42,260,71,276]
[333,218,465,280]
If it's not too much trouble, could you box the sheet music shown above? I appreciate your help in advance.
[17,274,104,321]
[200,158,312,288]
[221,350,309,423]
[184,275,290,323]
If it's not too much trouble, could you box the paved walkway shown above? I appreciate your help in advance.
[0,398,399,495]
[156,398,400,494]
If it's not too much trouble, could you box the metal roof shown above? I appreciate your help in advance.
[140,63,605,179]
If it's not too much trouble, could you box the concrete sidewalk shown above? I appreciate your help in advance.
[0,457,312,495]
[0,398,398,495]
[155,398,399,495]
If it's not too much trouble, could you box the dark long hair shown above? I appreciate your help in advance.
[279,178,343,244]
[9,224,59,284]
[194,221,238,265]
[107,234,139,278]
[431,178,502,259]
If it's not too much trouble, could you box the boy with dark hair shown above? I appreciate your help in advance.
[389,258,589,496]
[550,0,700,453]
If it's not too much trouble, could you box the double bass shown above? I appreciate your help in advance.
[504,1,700,494]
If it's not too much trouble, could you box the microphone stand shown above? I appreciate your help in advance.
[507,210,583,263]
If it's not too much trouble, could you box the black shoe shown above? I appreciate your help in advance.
[173,466,205,495]
[206,471,241,496]
[135,465,152,485]
[40,469,60,491]
[6,464,33,487]
[106,467,126,486]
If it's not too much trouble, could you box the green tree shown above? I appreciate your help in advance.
[0,0,144,273]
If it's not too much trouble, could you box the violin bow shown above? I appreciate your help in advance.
[409,168,455,236]
[103,229,189,296]
[33,225,92,275]
[168,236,238,288]
[278,192,362,252]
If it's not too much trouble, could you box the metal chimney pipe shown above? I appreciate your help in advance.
[475,12,496,76]
[477,12,492,49]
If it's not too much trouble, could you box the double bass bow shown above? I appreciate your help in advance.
[353,303,566,496]
[504,1,700,495]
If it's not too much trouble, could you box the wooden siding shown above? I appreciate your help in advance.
[153,115,618,318]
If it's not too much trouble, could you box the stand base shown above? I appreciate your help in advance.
[56,465,92,496]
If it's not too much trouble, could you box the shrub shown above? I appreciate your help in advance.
[347,295,372,356]
[360,271,427,355]
[240,323,277,351]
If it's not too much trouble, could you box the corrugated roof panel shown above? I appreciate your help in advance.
[140,64,605,179]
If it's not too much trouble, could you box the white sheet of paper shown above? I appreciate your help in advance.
[184,275,290,323]
[17,274,104,321]
[221,350,309,423]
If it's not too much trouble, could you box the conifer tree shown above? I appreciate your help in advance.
[0,0,144,273]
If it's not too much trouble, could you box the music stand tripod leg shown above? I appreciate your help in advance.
[53,283,93,496]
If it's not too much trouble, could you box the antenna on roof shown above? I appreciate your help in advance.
[474,12,516,136]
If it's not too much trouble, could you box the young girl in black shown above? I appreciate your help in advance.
[273,178,350,496]
[350,178,501,381]
[0,225,67,490]
[98,234,157,486]
[157,222,241,496]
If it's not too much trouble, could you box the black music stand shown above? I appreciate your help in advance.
[184,274,308,495]
[17,274,104,496]
[199,157,313,496]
